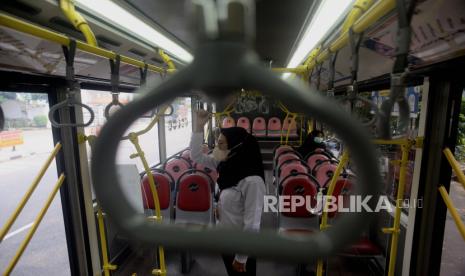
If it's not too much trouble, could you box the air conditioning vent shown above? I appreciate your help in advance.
[96,35,122,47]
[0,0,41,16]
[128,48,146,57]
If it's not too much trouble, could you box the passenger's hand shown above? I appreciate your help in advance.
[195,110,210,132]
[232,260,246,273]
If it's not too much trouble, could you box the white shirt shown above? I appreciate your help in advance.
[189,132,265,263]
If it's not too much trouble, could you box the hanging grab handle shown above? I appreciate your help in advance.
[340,28,378,127]
[48,40,95,128]
[91,43,382,262]
[377,0,416,138]
[104,55,124,119]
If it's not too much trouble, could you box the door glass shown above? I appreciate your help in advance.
[0,92,71,275]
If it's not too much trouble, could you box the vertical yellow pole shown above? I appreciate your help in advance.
[0,143,62,242]
[4,174,66,276]
[316,151,350,276]
[97,207,117,276]
[385,141,412,276]
[128,133,166,276]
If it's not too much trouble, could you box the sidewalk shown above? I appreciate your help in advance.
[0,128,54,163]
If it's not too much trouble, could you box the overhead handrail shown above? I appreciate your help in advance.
[376,0,417,139]
[0,13,167,74]
[48,40,95,127]
[3,174,66,276]
[59,0,97,46]
[104,55,124,119]
[90,0,382,262]
[0,143,62,242]
[341,0,375,33]
[438,186,465,242]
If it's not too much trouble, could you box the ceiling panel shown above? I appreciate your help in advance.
[125,0,316,67]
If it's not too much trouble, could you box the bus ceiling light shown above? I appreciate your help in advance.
[286,0,354,70]
[75,0,193,63]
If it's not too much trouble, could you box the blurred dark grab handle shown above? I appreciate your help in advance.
[91,42,382,262]
[48,98,95,128]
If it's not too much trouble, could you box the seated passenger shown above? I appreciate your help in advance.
[190,110,265,276]
[295,129,326,157]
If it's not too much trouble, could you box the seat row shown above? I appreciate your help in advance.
[272,145,382,258]
[222,116,298,138]
[140,148,218,225]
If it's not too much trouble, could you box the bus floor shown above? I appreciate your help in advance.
[115,170,378,276]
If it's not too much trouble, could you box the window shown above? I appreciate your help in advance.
[81,90,160,170]
[165,97,192,157]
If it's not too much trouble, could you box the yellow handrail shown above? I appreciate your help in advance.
[341,0,375,33]
[438,186,465,242]
[0,143,62,242]
[97,208,117,276]
[128,132,166,276]
[316,150,350,276]
[158,49,176,70]
[0,13,167,74]
[4,174,66,276]
[304,0,396,73]
[443,148,465,191]
[381,139,413,276]
[60,0,98,46]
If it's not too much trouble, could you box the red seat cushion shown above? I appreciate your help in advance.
[279,162,308,183]
[141,173,171,210]
[177,174,211,211]
[314,162,338,188]
[343,238,383,255]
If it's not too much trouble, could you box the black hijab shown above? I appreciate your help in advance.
[216,127,265,190]
[296,129,326,157]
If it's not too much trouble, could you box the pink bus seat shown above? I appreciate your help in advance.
[313,160,339,188]
[163,156,192,183]
[236,117,251,133]
[306,153,330,170]
[267,117,282,137]
[282,117,298,137]
[252,117,266,137]
[222,116,235,128]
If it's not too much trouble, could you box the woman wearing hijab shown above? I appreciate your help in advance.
[295,129,326,157]
[190,110,265,276]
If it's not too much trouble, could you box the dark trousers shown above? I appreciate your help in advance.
[222,254,257,276]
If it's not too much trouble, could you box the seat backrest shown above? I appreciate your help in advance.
[327,178,353,218]
[252,117,266,136]
[181,149,191,162]
[278,161,309,182]
[222,116,235,128]
[176,172,212,212]
[306,153,330,170]
[141,171,174,210]
[267,117,282,136]
[274,145,294,158]
[236,117,251,133]
[282,117,297,133]
[281,175,318,217]
[163,157,192,182]
[195,163,218,183]
[313,160,339,188]
[276,153,301,169]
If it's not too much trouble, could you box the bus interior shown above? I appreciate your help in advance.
[0,0,465,276]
